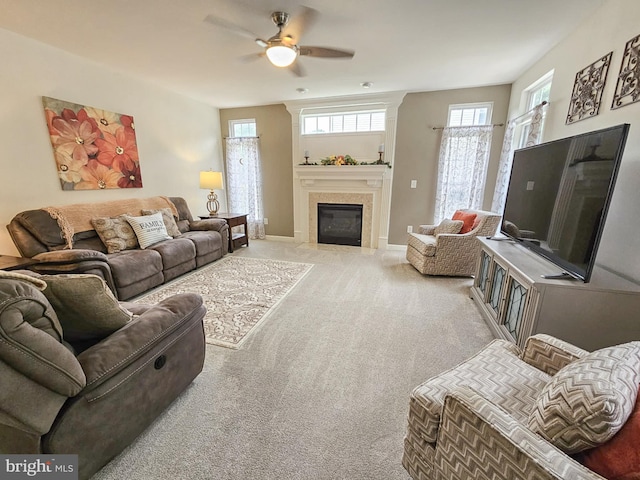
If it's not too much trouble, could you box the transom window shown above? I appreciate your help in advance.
[229,119,257,138]
[447,103,493,127]
[517,73,553,148]
[302,110,385,135]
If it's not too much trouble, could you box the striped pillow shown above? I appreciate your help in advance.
[125,212,172,249]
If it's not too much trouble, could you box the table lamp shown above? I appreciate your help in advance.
[199,171,224,216]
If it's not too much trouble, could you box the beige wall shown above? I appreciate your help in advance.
[508,0,640,282]
[219,104,293,237]
[388,85,512,245]
[0,28,225,256]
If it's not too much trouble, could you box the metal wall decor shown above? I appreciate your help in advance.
[566,52,612,124]
[611,33,640,110]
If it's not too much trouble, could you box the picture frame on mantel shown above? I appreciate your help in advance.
[611,33,640,110]
[565,51,613,124]
[42,96,143,190]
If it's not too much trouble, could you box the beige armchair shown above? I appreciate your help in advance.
[406,209,501,276]
[403,334,640,480]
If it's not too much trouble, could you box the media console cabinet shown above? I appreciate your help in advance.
[470,237,640,351]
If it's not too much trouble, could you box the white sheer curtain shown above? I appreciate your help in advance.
[225,137,266,239]
[434,125,493,223]
[491,103,547,214]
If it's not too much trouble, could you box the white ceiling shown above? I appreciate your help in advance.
[0,0,606,108]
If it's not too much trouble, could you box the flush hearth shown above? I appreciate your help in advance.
[317,203,363,246]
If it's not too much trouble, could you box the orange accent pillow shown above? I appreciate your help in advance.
[578,387,640,480]
[452,210,477,234]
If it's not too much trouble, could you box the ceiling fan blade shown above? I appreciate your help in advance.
[203,14,266,46]
[238,52,265,64]
[288,61,306,77]
[283,6,319,43]
[298,46,355,59]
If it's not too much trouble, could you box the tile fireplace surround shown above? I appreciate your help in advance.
[293,165,392,248]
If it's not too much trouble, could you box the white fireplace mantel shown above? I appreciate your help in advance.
[295,165,389,187]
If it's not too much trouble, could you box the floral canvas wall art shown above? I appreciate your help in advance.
[42,96,143,190]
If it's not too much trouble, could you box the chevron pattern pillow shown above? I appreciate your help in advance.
[528,342,640,454]
[434,219,463,236]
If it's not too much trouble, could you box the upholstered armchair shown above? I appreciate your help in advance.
[406,209,501,276]
[403,334,640,480]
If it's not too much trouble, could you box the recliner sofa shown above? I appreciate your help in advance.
[0,270,207,479]
[7,196,228,300]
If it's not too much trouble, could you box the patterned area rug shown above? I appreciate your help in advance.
[135,256,313,349]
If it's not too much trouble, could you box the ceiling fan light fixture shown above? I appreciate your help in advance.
[266,45,298,67]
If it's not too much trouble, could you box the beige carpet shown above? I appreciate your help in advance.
[136,256,313,349]
[94,240,493,480]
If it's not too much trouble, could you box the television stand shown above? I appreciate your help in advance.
[541,271,578,280]
[470,237,640,351]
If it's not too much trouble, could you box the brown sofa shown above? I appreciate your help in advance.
[7,196,229,300]
[0,270,206,479]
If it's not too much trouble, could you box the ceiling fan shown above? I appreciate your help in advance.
[204,6,355,76]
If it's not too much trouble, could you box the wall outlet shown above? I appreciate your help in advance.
[410,180,417,189]
[526,181,535,191]
[263,217,269,225]
[407,225,413,233]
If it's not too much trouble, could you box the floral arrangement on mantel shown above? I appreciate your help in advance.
[300,154,391,168]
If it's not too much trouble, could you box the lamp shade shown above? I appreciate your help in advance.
[266,45,298,67]
[199,171,223,190]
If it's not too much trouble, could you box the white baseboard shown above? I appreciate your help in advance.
[386,244,408,251]
[264,235,296,243]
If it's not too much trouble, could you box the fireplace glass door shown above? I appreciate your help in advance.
[317,203,363,246]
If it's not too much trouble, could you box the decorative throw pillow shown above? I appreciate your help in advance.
[528,342,640,454]
[91,215,139,254]
[452,210,478,234]
[577,386,640,480]
[40,274,133,342]
[434,219,464,236]
[124,212,172,249]
[141,208,182,238]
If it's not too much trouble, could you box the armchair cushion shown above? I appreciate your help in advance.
[528,342,640,454]
[434,219,463,236]
[407,233,436,257]
[409,339,549,444]
[40,274,133,342]
[452,210,477,234]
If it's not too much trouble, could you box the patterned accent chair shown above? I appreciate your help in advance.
[406,209,501,276]
[403,334,640,480]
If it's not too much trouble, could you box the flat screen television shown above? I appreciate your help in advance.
[500,123,630,282]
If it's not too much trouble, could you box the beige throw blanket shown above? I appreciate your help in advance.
[44,196,179,249]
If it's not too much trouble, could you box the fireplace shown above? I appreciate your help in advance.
[317,203,363,246]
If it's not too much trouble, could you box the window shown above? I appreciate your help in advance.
[434,103,494,221]
[302,110,385,135]
[448,103,493,127]
[517,73,552,148]
[229,119,257,138]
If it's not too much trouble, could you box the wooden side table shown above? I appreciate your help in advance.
[199,213,249,253]
[0,255,38,271]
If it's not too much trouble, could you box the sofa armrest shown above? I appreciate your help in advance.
[436,386,605,480]
[418,224,436,235]
[30,250,117,297]
[189,219,230,255]
[189,218,227,232]
[76,293,205,394]
[33,249,108,263]
[521,334,589,376]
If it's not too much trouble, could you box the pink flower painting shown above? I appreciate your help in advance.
[42,96,143,190]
